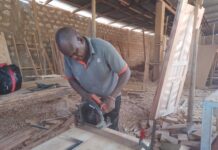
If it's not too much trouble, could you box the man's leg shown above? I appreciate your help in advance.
[104,95,121,130]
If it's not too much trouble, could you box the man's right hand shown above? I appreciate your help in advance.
[83,94,115,113]
[100,96,115,113]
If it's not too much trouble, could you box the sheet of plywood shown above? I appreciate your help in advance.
[196,45,218,88]
[32,126,139,150]
[150,0,204,119]
[0,32,11,64]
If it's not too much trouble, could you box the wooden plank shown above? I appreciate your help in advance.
[177,134,188,141]
[80,125,139,148]
[143,30,149,90]
[49,37,58,73]
[33,126,139,150]
[33,33,43,71]
[24,39,39,76]
[0,87,72,112]
[150,0,204,119]
[0,128,34,150]
[12,34,23,77]
[0,32,11,64]
[32,0,54,74]
[23,117,75,149]
[195,45,218,88]
[91,0,96,38]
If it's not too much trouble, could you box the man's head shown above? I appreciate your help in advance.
[55,27,87,61]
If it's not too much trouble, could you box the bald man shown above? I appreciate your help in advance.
[55,27,131,130]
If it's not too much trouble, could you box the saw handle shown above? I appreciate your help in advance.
[91,94,108,112]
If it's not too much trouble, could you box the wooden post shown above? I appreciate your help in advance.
[143,30,149,90]
[151,0,165,81]
[212,24,216,44]
[24,39,39,76]
[12,35,23,77]
[33,33,43,72]
[209,53,218,86]
[91,0,96,38]
[187,0,201,126]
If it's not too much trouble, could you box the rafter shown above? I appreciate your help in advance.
[72,3,91,14]
[99,0,153,21]
[109,16,135,24]
[96,9,116,18]
[118,0,152,19]
[44,0,53,5]
[208,19,218,24]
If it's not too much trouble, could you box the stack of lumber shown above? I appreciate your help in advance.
[138,112,217,150]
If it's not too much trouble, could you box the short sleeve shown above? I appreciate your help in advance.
[104,41,128,75]
[64,56,74,79]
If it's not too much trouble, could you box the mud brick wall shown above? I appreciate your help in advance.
[0,0,154,78]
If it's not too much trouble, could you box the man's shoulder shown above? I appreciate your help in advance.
[90,37,109,46]
[90,38,114,52]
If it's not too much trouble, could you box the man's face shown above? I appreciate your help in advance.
[61,36,86,61]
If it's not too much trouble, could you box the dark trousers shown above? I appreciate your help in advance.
[104,95,121,130]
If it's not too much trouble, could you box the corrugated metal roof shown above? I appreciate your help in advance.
[42,0,218,35]
[56,0,175,32]
[203,0,218,35]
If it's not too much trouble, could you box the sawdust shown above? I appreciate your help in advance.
[0,74,216,148]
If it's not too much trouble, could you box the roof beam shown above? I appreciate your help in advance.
[203,3,218,8]
[72,3,91,14]
[160,0,176,15]
[44,0,53,5]
[205,13,218,21]
[109,16,135,24]
[208,19,218,24]
[96,9,116,18]
[205,10,218,15]
[99,0,153,22]
[118,0,152,19]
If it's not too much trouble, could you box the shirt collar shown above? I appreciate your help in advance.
[84,37,95,55]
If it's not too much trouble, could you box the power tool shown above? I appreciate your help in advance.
[75,96,112,129]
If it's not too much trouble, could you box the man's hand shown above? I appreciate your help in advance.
[101,96,116,113]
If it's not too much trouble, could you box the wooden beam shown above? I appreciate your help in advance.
[212,23,216,44]
[109,16,134,24]
[143,29,149,89]
[187,0,203,125]
[24,39,39,76]
[151,0,165,81]
[91,0,96,38]
[99,0,152,23]
[72,3,91,14]
[44,0,53,5]
[160,0,176,15]
[118,0,152,19]
[12,35,23,77]
[96,9,115,18]
[0,129,34,150]
[32,0,54,74]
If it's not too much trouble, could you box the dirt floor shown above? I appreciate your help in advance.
[0,71,216,149]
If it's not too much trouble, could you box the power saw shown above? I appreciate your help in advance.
[74,96,112,129]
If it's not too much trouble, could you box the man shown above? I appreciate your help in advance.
[55,27,131,130]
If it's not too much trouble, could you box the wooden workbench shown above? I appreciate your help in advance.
[32,125,142,150]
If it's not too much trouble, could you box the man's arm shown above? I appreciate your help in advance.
[68,78,91,100]
[111,67,131,98]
